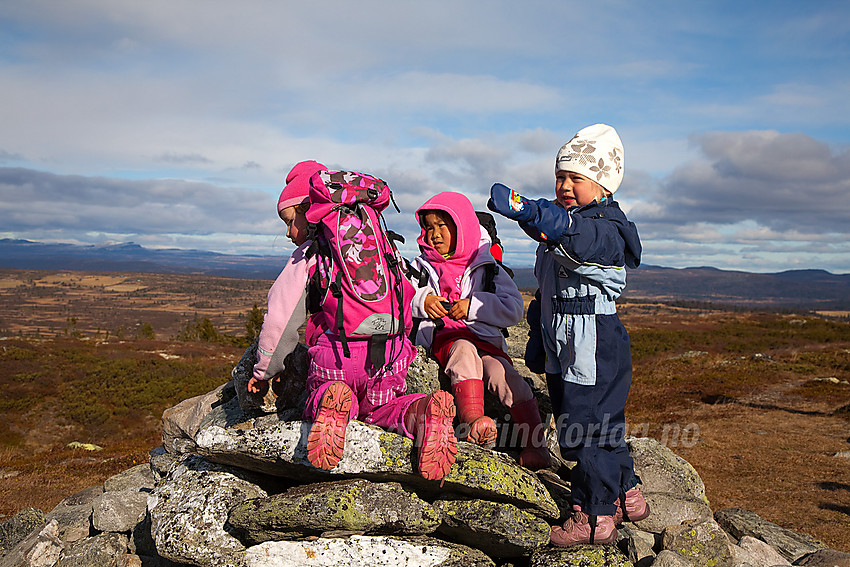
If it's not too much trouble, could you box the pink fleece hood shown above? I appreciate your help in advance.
[277,160,327,214]
[416,191,485,301]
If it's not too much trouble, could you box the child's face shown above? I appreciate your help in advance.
[421,211,457,256]
[555,170,606,208]
[280,204,310,246]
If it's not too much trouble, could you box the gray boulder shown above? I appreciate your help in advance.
[714,508,826,562]
[632,491,713,534]
[618,524,657,567]
[433,498,550,558]
[55,532,128,567]
[795,548,850,567]
[405,346,442,396]
[148,456,267,567]
[103,464,157,493]
[242,535,496,567]
[92,489,149,534]
[149,446,181,479]
[44,485,102,543]
[737,535,791,566]
[161,382,233,454]
[227,479,440,543]
[652,550,693,567]
[627,436,708,504]
[661,517,734,567]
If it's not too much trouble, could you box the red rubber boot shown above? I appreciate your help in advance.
[453,379,497,447]
[509,397,551,471]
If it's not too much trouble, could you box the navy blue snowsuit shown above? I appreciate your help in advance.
[524,196,642,516]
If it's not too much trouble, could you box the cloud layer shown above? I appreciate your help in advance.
[1,1,849,272]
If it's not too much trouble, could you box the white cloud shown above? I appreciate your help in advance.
[1,1,850,273]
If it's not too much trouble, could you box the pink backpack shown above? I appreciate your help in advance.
[304,170,414,370]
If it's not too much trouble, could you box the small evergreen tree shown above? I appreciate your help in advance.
[245,303,265,343]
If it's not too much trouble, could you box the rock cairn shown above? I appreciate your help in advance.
[1,343,848,567]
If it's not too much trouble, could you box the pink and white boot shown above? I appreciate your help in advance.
[549,505,618,547]
[613,486,650,524]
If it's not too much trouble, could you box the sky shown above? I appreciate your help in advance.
[1,0,849,273]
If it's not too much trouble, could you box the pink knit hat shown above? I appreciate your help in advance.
[277,160,327,214]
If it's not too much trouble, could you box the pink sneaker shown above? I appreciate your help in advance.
[550,506,617,547]
[613,487,650,523]
[306,382,353,470]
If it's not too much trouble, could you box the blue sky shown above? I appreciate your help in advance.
[1,0,849,273]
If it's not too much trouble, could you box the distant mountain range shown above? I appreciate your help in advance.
[2,238,849,310]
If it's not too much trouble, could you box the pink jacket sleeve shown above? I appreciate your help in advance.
[252,242,314,382]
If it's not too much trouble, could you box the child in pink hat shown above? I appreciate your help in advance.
[249,161,457,481]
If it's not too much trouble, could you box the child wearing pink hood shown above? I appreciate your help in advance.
[248,161,458,481]
[408,191,551,471]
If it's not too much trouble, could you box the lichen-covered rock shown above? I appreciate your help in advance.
[228,479,439,544]
[661,518,734,567]
[529,544,634,567]
[195,419,558,518]
[631,492,713,534]
[0,519,63,567]
[243,535,496,567]
[433,499,550,558]
[45,485,103,543]
[55,532,129,567]
[714,508,826,562]
[443,442,559,518]
[231,342,309,415]
[0,508,45,556]
[627,437,707,504]
[148,456,267,567]
[91,488,149,533]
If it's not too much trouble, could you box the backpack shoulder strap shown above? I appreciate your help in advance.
[482,263,498,294]
[480,262,510,338]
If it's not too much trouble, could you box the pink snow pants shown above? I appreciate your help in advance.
[303,333,424,439]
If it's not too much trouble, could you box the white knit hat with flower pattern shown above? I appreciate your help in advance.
[555,124,624,193]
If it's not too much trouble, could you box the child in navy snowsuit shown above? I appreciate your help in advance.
[488,124,649,546]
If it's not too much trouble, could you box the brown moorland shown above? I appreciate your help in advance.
[0,268,848,552]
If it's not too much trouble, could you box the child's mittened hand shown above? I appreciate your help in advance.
[488,183,535,222]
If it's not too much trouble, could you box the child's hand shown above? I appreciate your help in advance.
[424,294,451,319]
[488,183,537,222]
[447,298,470,320]
[247,376,270,394]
